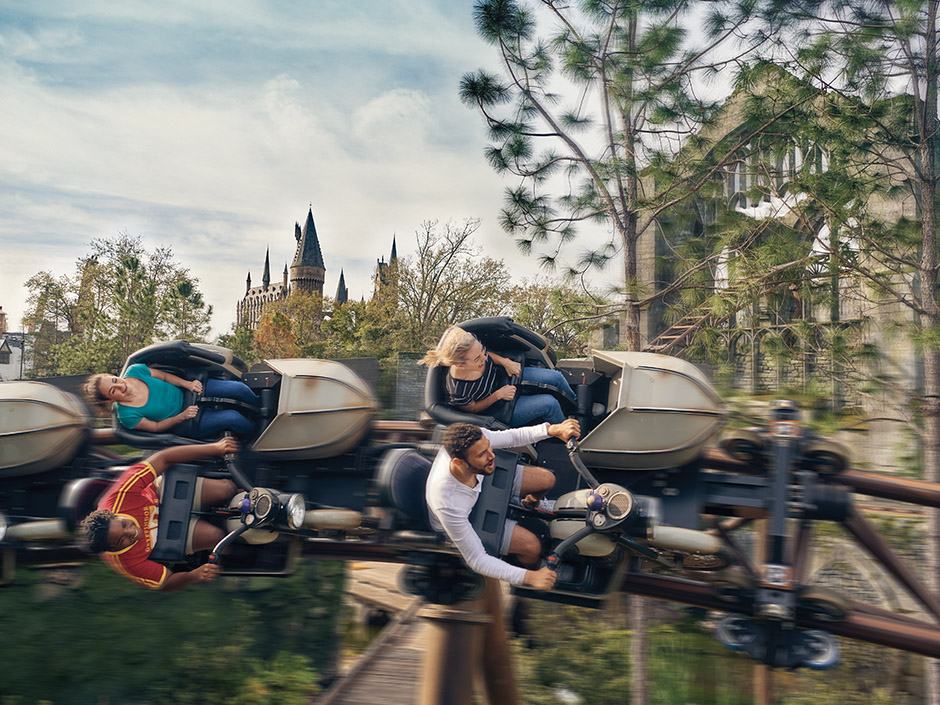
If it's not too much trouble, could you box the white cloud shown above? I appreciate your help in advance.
[351,88,433,155]
[0,1,627,340]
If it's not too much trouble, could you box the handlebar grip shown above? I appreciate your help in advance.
[222,432,254,491]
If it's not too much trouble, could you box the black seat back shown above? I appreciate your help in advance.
[150,463,200,564]
[59,476,113,532]
[375,448,434,530]
[469,449,518,557]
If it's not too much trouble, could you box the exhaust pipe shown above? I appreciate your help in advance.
[5,519,70,542]
[302,509,362,531]
[649,525,721,555]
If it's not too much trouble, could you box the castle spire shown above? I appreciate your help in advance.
[290,205,326,296]
[335,269,348,305]
[293,207,325,269]
[262,247,271,289]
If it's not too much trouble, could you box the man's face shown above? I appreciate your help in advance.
[461,436,496,475]
[107,515,141,552]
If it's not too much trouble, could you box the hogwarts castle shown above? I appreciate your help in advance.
[236,206,396,330]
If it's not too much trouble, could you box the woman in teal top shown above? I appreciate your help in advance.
[86,363,258,437]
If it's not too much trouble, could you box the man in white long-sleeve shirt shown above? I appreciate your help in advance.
[426,419,580,591]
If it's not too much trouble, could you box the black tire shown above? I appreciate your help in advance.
[721,428,767,465]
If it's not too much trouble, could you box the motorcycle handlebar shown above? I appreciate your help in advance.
[208,524,250,565]
[222,432,254,492]
[566,439,600,489]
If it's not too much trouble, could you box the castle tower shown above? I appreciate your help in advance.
[290,206,326,296]
[262,247,271,289]
[335,269,348,305]
[375,235,399,293]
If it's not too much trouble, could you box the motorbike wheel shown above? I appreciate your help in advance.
[710,570,756,604]
[797,629,841,669]
[715,614,762,651]
[803,439,850,475]
[720,428,767,466]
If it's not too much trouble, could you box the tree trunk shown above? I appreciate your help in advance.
[630,594,648,705]
[620,199,640,350]
[919,5,939,701]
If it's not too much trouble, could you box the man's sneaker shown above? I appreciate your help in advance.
[536,498,556,513]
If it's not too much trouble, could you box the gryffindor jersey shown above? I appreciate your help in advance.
[99,462,167,589]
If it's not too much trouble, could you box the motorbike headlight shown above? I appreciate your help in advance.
[605,490,636,522]
[285,494,306,530]
[249,487,277,523]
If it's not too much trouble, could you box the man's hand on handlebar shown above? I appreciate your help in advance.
[548,418,580,442]
[524,566,557,591]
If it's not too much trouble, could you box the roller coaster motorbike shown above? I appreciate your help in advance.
[2,319,940,670]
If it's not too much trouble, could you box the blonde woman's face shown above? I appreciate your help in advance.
[459,340,487,373]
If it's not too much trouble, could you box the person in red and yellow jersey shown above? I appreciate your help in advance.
[79,437,238,592]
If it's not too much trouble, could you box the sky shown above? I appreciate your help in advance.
[0,0,626,338]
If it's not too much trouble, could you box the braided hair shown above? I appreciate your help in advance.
[78,508,115,554]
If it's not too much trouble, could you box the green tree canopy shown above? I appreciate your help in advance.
[461,0,762,349]
[23,233,213,376]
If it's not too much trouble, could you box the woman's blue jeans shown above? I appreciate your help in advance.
[193,379,260,437]
[509,367,577,426]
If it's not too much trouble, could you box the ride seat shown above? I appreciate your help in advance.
[468,449,519,557]
[423,316,573,429]
[110,339,258,449]
[375,448,434,531]
[149,463,199,564]
[59,476,113,532]
[111,368,260,449]
[374,445,519,560]
[424,353,522,430]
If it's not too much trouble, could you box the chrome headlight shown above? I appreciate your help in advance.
[249,487,277,523]
[606,490,635,521]
[286,494,306,530]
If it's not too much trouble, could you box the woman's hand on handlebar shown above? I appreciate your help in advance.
[188,379,203,394]
[494,385,517,401]
[501,358,522,377]
[180,405,199,420]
